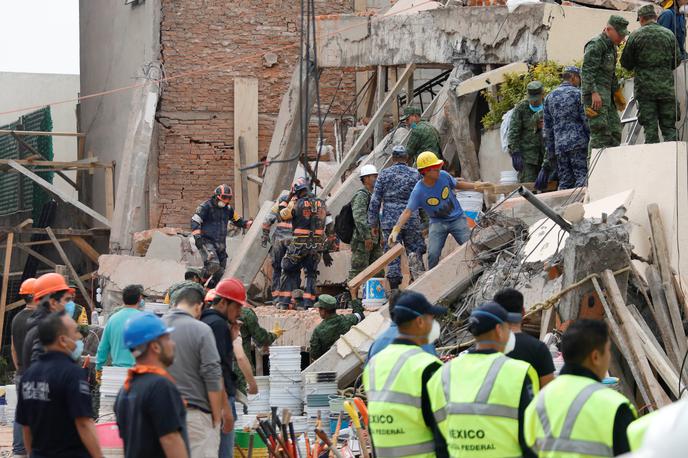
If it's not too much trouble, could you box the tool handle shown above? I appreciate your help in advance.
[353,398,369,427]
[315,429,343,458]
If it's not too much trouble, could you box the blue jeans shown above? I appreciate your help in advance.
[13,378,25,455]
[219,396,238,458]
[428,215,470,269]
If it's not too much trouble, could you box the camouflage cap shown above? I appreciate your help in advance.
[400,105,422,121]
[315,294,337,310]
[168,280,206,305]
[608,15,630,36]
[185,267,203,277]
[563,65,580,75]
[527,81,544,102]
[636,4,657,20]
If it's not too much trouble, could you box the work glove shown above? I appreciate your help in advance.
[510,151,523,172]
[272,322,284,338]
[193,233,203,250]
[322,252,334,267]
[534,166,550,191]
[261,231,270,248]
[388,226,401,245]
[95,369,102,386]
[585,106,599,118]
[613,88,627,112]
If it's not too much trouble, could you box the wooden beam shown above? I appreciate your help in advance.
[0,232,14,345]
[67,236,101,264]
[238,137,251,219]
[0,238,68,249]
[234,77,260,217]
[646,265,682,368]
[455,62,529,96]
[14,243,57,269]
[348,243,403,292]
[0,130,86,137]
[390,67,400,125]
[321,63,416,197]
[45,227,95,313]
[374,66,386,145]
[0,158,102,168]
[0,227,106,236]
[6,160,110,227]
[600,270,670,409]
[104,165,115,221]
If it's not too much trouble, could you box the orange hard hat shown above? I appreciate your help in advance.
[205,288,217,303]
[19,278,37,296]
[33,273,74,300]
[214,278,248,306]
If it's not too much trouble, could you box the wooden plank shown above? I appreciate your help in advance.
[0,227,105,236]
[647,203,688,357]
[0,130,86,137]
[67,236,101,264]
[0,238,68,249]
[6,160,110,227]
[390,67,400,125]
[321,64,416,197]
[374,66,386,145]
[347,243,404,292]
[600,270,670,409]
[45,227,95,313]
[0,158,102,168]
[405,70,414,107]
[14,243,57,269]
[234,77,260,217]
[237,137,251,219]
[646,265,682,369]
[0,233,14,345]
[104,165,115,221]
[455,62,529,96]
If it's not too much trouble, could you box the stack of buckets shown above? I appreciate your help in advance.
[304,371,337,432]
[328,395,351,434]
[362,278,386,309]
[456,190,484,229]
[99,366,128,421]
[269,346,303,414]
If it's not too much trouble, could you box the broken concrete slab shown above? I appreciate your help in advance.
[384,0,442,16]
[317,250,352,286]
[495,188,584,227]
[132,227,183,257]
[145,232,185,262]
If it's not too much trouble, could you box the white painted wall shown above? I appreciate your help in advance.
[0,71,80,199]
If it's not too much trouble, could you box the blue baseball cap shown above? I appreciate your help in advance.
[392,145,408,157]
[468,301,513,336]
[563,66,580,75]
[392,291,447,325]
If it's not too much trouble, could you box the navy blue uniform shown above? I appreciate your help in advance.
[16,352,93,458]
[262,195,293,300]
[191,198,248,280]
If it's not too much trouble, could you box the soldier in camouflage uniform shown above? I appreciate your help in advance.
[403,105,443,165]
[261,193,293,302]
[309,294,364,361]
[508,81,546,183]
[582,15,629,149]
[543,66,590,189]
[349,165,383,281]
[368,145,426,290]
[621,5,681,143]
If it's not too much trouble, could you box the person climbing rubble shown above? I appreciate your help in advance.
[402,105,443,165]
[309,294,364,362]
[348,164,383,282]
[275,177,334,310]
[368,145,426,291]
[389,151,489,270]
[191,184,253,288]
[261,191,293,303]
[508,81,547,184]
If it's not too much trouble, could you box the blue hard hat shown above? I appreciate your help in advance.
[293,177,310,193]
[392,145,407,156]
[123,312,174,350]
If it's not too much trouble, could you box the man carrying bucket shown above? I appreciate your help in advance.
[388,151,489,270]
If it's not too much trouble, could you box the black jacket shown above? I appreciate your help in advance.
[200,308,237,396]
[21,306,51,372]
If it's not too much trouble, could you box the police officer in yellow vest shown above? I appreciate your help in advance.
[428,301,539,457]
[363,290,448,458]
[524,319,637,457]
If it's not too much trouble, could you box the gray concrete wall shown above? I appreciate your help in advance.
[0,72,80,199]
[79,0,161,217]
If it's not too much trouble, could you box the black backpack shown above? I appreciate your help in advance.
[334,201,355,244]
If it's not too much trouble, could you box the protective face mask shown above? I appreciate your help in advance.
[504,331,516,355]
[217,201,227,208]
[70,339,84,362]
[529,103,543,113]
[410,122,417,129]
[428,320,441,343]
[64,300,76,318]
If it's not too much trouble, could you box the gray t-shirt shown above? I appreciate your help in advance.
[162,309,222,412]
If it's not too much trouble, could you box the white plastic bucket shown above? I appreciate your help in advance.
[362,278,386,308]
[499,170,519,185]
[456,191,484,228]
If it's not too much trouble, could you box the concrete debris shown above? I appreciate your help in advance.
[262,52,278,67]
[132,227,184,257]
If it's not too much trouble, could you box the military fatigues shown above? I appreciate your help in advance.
[309,300,364,361]
[191,198,249,282]
[276,193,329,309]
[368,162,426,287]
[582,33,622,149]
[621,23,681,143]
[406,121,442,165]
[544,81,590,189]
[349,189,383,281]
[508,100,546,182]
[262,196,293,301]
[234,307,277,395]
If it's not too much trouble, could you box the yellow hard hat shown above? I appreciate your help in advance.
[663,0,673,8]
[416,151,444,170]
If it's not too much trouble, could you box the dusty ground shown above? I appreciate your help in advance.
[0,424,13,456]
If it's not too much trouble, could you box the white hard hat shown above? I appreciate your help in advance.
[360,164,378,178]
[622,399,688,458]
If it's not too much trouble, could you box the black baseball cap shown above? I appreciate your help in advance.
[468,301,513,336]
[392,291,447,325]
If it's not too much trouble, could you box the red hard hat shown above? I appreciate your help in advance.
[205,288,217,304]
[33,273,74,300]
[214,278,248,307]
[19,278,37,296]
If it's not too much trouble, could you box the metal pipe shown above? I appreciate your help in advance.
[517,186,572,232]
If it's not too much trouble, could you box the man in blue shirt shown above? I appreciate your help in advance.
[659,0,687,60]
[388,151,487,269]
[543,66,590,189]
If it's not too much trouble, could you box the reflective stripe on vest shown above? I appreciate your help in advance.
[294,228,324,235]
[535,382,613,457]
[374,441,437,458]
